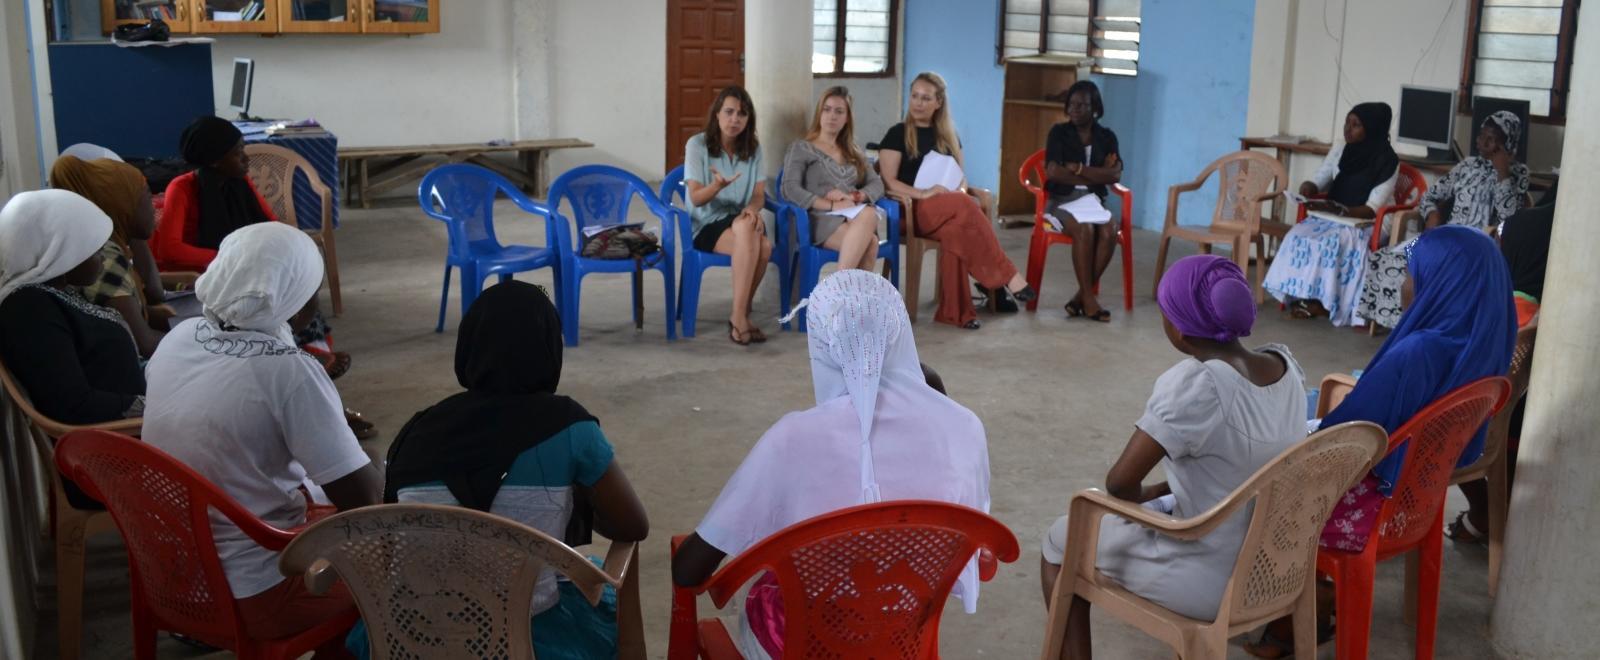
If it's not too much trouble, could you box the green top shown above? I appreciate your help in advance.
[684,133,763,237]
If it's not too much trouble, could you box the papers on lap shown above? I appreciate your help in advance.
[1307,210,1373,227]
[826,203,869,219]
[1054,194,1112,226]
[913,152,964,191]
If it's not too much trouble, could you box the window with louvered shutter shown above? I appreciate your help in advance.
[998,0,1140,76]
[1463,0,1579,120]
[813,0,898,77]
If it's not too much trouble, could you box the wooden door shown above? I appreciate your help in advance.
[665,0,743,172]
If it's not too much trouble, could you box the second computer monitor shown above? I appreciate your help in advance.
[1397,85,1457,161]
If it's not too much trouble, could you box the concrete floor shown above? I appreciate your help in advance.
[44,197,1507,659]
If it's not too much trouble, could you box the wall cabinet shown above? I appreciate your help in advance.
[101,0,439,36]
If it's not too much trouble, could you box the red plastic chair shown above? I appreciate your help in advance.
[1293,162,1428,251]
[53,429,357,660]
[1019,149,1134,312]
[1316,376,1511,660]
[668,501,1020,660]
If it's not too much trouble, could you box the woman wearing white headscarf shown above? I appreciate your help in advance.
[0,190,145,429]
[143,222,381,645]
[672,269,992,659]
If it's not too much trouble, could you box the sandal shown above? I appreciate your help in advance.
[962,319,981,330]
[1287,300,1329,320]
[1447,511,1489,545]
[1064,300,1085,318]
[1007,284,1038,304]
[747,326,768,343]
[1087,308,1112,323]
[345,409,378,441]
[1243,619,1336,659]
[728,321,750,346]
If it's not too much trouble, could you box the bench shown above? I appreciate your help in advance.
[338,138,594,208]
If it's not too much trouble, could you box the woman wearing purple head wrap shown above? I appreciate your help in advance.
[1040,254,1308,656]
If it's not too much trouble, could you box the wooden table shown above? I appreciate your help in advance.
[338,138,594,208]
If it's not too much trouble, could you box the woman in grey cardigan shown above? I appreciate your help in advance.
[782,86,885,272]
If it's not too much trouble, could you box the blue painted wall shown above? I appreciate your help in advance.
[903,0,1256,229]
[902,1,1006,192]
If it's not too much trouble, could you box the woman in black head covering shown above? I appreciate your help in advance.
[372,280,649,660]
[1262,102,1401,325]
[151,116,276,272]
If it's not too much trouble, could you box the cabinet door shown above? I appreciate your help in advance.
[359,0,438,34]
[192,0,280,33]
[102,0,194,34]
[278,0,360,33]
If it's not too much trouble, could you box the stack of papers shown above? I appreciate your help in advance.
[825,204,869,219]
[1053,194,1112,227]
[1306,210,1373,227]
[913,152,964,191]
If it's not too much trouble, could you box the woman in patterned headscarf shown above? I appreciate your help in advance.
[1356,111,1529,330]
[671,269,992,659]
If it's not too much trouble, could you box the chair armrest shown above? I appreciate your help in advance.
[1317,373,1359,418]
[601,540,637,587]
[1389,210,1421,248]
[1370,202,1416,250]
[668,535,702,660]
[1070,489,1243,541]
[1112,184,1133,234]
[887,192,915,237]
[33,415,144,441]
[978,548,998,581]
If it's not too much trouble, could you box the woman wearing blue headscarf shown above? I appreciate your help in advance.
[1246,224,1514,658]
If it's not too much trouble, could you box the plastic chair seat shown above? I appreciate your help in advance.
[1018,149,1134,312]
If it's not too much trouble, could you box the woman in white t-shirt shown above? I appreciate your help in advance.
[1039,255,1306,658]
[143,222,382,644]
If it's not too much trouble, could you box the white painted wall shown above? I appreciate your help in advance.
[751,1,817,177]
[811,1,904,154]
[1250,0,1563,187]
[1,0,41,198]
[207,1,517,149]
[547,0,666,178]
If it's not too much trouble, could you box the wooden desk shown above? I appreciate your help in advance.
[338,138,594,208]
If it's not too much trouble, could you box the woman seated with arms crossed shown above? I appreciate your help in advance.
[1246,225,1515,658]
[1263,102,1399,325]
[673,270,991,659]
[358,280,648,659]
[1044,80,1124,323]
[877,72,1037,329]
[686,86,773,345]
[0,190,146,510]
[50,155,172,357]
[1356,111,1529,330]
[1040,255,1306,660]
[782,86,885,273]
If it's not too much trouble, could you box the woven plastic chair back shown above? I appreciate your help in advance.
[701,501,1020,659]
[53,429,261,644]
[1480,324,1538,465]
[1393,164,1426,208]
[279,504,617,660]
[244,143,322,229]
[1379,377,1511,551]
[418,164,527,259]
[1225,422,1389,621]
[1212,151,1285,227]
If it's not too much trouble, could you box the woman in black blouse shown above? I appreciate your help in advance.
[0,189,145,427]
[1045,80,1124,322]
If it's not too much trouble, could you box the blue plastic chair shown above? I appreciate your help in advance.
[658,165,794,337]
[771,169,901,332]
[418,164,567,333]
[547,165,677,346]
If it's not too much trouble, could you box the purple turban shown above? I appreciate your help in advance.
[1157,255,1256,342]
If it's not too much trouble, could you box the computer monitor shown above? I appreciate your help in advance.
[1470,96,1530,163]
[1397,85,1457,162]
[229,58,255,119]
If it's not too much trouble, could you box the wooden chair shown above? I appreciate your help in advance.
[53,429,357,660]
[0,359,139,660]
[669,500,1019,659]
[1040,421,1388,660]
[1152,151,1288,304]
[280,503,645,660]
[885,177,998,322]
[244,143,343,315]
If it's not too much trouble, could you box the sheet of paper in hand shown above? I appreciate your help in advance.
[913,152,965,191]
[1056,194,1112,225]
[826,203,869,219]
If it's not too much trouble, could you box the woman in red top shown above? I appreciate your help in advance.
[152,117,277,272]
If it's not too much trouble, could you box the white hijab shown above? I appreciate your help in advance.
[0,189,113,304]
[195,222,323,345]
[697,270,992,612]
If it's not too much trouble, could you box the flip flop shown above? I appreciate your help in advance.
[1243,619,1336,659]
[747,326,768,343]
[1087,309,1112,323]
[728,321,750,346]
[345,408,378,441]
[1447,511,1489,545]
[1064,300,1085,318]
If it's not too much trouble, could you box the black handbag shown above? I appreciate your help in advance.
[114,17,171,43]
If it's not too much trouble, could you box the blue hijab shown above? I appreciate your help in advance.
[1322,226,1515,493]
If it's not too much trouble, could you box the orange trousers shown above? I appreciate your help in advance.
[915,192,1018,326]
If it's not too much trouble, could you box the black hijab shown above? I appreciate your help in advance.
[1501,181,1556,300]
[383,281,598,544]
[180,116,273,249]
[1328,102,1401,208]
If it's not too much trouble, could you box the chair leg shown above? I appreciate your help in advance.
[661,260,677,341]
[1291,571,1319,660]
[1152,234,1172,299]
[1488,455,1509,597]
[903,243,923,322]
[562,271,583,347]
[681,261,704,338]
[322,230,343,316]
[1253,235,1268,304]
[1332,555,1377,660]
[1025,230,1048,313]
[55,511,87,660]
[775,249,794,330]
[617,545,647,660]
[130,600,157,660]
[1403,549,1419,626]
[436,263,453,333]
[798,254,820,333]
[1120,233,1135,311]
[459,263,483,323]
[1413,515,1446,660]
